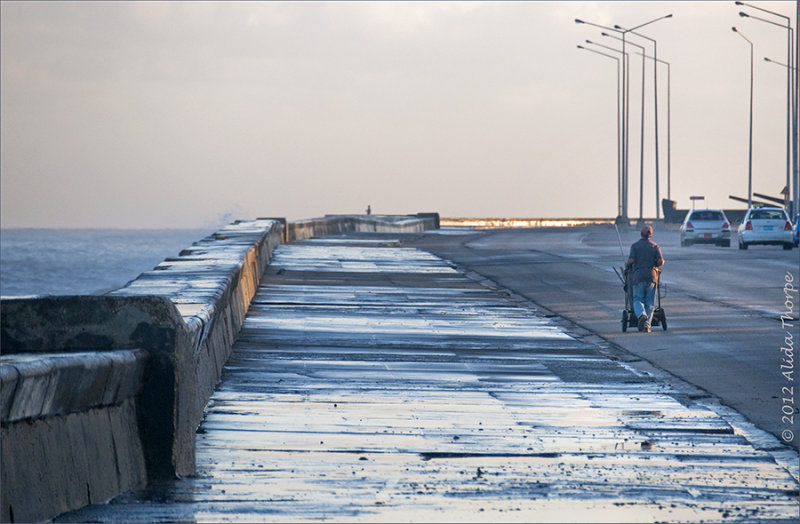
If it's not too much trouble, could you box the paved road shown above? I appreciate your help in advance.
[58,232,799,523]
[407,224,800,450]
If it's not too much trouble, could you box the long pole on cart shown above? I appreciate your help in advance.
[614,224,626,261]
[613,225,627,284]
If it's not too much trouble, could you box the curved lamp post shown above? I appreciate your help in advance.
[602,33,647,223]
[577,45,623,219]
[576,18,630,221]
[733,26,754,208]
[638,53,672,204]
[616,14,673,220]
[584,41,630,220]
[737,1,796,214]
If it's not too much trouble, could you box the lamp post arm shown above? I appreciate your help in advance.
[732,26,753,46]
[616,13,673,34]
[574,19,622,34]
[585,40,630,56]
[764,57,797,70]
[740,12,790,30]
[577,45,620,62]
[735,1,790,23]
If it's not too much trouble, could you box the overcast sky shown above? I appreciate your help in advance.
[1,1,793,228]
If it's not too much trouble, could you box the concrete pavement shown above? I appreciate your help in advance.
[58,231,799,522]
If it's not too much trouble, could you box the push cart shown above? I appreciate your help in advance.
[616,266,667,332]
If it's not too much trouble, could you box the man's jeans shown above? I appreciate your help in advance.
[632,281,656,324]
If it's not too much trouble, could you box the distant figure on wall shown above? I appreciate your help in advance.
[366,205,371,215]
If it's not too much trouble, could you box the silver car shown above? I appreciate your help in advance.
[737,207,794,250]
[680,209,731,247]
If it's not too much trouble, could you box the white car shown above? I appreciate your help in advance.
[679,209,731,247]
[737,207,794,250]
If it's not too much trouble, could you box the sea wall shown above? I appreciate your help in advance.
[0,219,283,522]
[0,214,438,523]
[288,213,439,241]
[1,350,148,523]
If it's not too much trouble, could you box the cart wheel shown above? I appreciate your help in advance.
[621,310,629,332]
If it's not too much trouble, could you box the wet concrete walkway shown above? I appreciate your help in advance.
[59,234,799,522]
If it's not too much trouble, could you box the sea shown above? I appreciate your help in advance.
[0,228,215,297]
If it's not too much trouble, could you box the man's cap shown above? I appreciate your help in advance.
[641,225,653,237]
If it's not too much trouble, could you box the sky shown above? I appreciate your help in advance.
[0,1,794,228]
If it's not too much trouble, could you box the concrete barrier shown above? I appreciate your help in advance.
[1,350,147,523]
[1,219,283,522]
[0,214,437,522]
[288,213,438,242]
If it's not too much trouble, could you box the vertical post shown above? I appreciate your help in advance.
[576,44,623,219]
[796,4,800,218]
[620,29,670,220]
[793,24,798,216]
[653,39,661,220]
[748,35,754,207]
[617,57,622,218]
[734,27,754,207]
[666,61,671,201]
[622,32,629,221]
[639,46,646,223]
[641,54,672,202]
[787,25,792,213]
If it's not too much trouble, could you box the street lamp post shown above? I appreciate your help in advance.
[638,53,672,203]
[577,45,623,219]
[602,33,648,223]
[733,26,755,208]
[737,1,796,215]
[616,14,672,220]
[765,54,797,213]
[576,18,630,222]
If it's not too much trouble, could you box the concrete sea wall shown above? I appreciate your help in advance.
[1,349,147,523]
[0,214,437,522]
[1,219,283,522]
[288,213,439,241]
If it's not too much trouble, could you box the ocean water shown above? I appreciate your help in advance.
[0,229,214,297]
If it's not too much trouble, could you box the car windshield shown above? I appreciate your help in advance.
[750,209,786,220]
[690,211,724,221]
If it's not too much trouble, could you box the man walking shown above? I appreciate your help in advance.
[627,225,664,333]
